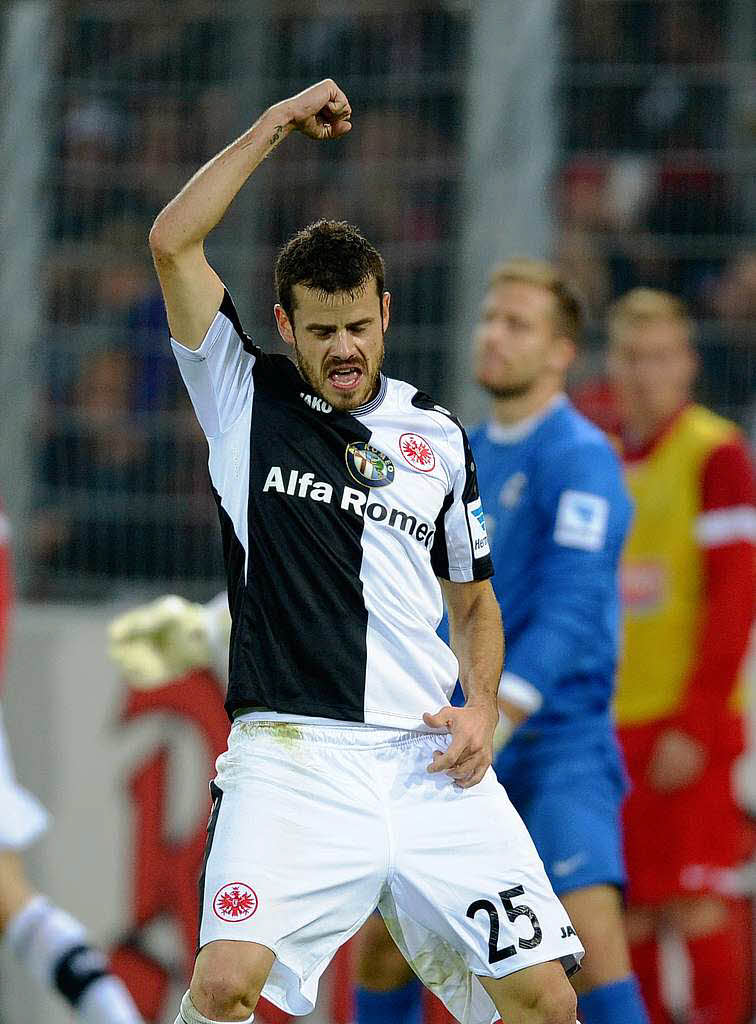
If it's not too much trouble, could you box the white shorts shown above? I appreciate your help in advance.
[199,722,584,1024]
[0,705,49,850]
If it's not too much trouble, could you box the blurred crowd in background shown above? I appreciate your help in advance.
[26,0,755,599]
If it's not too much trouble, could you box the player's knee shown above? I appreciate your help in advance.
[191,941,271,1017]
[517,972,576,1024]
[534,979,577,1024]
[487,967,577,1024]
[191,970,256,1018]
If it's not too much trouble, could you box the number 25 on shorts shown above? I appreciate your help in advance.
[466,885,543,963]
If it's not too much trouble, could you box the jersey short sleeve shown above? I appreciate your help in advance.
[430,420,494,583]
[171,291,257,438]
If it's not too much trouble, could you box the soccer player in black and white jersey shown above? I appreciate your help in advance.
[149,79,584,1024]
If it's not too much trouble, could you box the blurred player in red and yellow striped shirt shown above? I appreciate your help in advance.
[607,289,754,1024]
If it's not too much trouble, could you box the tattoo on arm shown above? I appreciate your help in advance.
[269,124,285,147]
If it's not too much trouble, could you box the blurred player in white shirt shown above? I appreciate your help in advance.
[0,502,144,1023]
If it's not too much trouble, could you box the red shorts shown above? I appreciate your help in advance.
[618,717,751,907]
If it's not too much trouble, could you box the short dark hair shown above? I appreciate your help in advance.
[275,219,385,322]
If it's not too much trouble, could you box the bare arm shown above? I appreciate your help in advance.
[424,579,504,788]
[442,578,503,709]
[148,79,352,349]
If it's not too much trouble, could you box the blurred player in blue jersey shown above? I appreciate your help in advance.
[468,263,646,1023]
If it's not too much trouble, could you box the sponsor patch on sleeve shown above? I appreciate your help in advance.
[466,498,491,558]
[554,490,609,552]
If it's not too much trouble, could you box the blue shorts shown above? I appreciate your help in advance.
[494,737,627,897]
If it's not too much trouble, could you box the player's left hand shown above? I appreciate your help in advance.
[423,702,498,788]
[646,727,707,792]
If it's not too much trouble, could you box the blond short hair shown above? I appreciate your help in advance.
[607,288,692,345]
[487,259,584,344]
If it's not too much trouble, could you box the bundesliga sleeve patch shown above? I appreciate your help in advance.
[466,498,491,558]
[554,490,609,551]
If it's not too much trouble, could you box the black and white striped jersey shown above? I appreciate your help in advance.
[172,292,493,730]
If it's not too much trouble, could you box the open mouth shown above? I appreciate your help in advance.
[328,366,364,391]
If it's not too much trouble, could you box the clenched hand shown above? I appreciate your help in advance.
[276,79,352,141]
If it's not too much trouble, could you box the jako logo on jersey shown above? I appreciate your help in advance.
[213,882,258,922]
[299,392,332,414]
[262,467,436,548]
[466,497,491,558]
[399,432,436,472]
[345,441,395,488]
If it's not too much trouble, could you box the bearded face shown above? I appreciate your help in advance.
[276,282,390,411]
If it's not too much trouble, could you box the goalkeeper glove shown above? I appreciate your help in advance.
[108,594,226,688]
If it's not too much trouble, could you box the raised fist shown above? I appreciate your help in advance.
[279,79,352,140]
